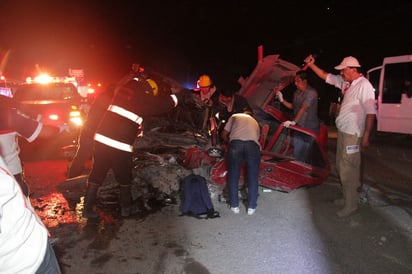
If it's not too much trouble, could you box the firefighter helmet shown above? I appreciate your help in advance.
[197,74,212,88]
[146,78,158,96]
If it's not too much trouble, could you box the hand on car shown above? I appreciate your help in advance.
[275,91,284,102]
[283,120,296,128]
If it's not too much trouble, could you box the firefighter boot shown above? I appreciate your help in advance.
[337,186,358,218]
[83,183,99,218]
[119,184,139,217]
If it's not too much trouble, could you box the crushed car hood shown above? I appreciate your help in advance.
[238,54,300,116]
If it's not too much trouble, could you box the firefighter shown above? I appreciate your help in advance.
[196,74,217,105]
[192,74,219,131]
[83,76,187,218]
[68,78,160,178]
[67,84,116,178]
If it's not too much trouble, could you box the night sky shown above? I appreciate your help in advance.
[1,0,412,88]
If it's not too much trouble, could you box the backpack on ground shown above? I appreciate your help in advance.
[180,174,220,219]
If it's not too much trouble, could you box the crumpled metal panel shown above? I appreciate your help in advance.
[238,54,300,110]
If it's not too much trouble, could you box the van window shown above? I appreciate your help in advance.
[382,62,412,103]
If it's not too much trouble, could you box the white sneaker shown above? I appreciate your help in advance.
[230,207,240,214]
[247,208,256,215]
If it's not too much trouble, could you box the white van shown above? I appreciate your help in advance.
[367,55,412,135]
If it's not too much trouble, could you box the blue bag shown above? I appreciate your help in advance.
[180,174,220,219]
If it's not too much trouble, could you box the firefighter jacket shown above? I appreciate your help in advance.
[94,79,178,152]
[80,85,115,140]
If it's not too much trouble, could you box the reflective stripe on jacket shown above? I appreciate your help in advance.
[94,133,134,152]
[107,105,143,125]
[94,78,177,152]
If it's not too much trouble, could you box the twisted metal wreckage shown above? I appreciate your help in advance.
[61,53,331,209]
[132,54,330,197]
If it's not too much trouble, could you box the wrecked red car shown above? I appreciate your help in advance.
[56,54,331,215]
[180,54,330,192]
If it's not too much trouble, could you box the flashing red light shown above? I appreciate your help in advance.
[48,114,59,121]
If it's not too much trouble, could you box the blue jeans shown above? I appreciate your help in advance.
[227,140,261,209]
[293,132,310,162]
[293,127,319,162]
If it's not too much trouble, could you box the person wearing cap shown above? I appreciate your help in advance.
[303,55,376,218]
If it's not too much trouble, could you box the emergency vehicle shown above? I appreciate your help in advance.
[13,74,87,156]
[367,54,412,135]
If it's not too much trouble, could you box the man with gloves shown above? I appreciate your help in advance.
[275,70,320,161]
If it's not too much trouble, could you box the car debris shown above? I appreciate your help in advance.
[60,54,331,213]
[131,54,330,196]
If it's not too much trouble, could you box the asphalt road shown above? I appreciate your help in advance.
[22,130,412,274]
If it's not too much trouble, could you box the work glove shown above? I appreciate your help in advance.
[59,123,70,133]
[283,120,296,128]
[276,91,284,102]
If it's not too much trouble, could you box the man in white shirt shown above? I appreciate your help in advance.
[304,55,377,217]
[0,156,61,273]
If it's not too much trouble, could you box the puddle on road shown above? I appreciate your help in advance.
[31,190,176,244]
[32,193,81,228]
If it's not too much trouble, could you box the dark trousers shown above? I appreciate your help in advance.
[227,140,261,209]
[35,240,61,274]
[88,142,133,188]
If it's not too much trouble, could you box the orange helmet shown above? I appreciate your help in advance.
[197,74,212,88]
